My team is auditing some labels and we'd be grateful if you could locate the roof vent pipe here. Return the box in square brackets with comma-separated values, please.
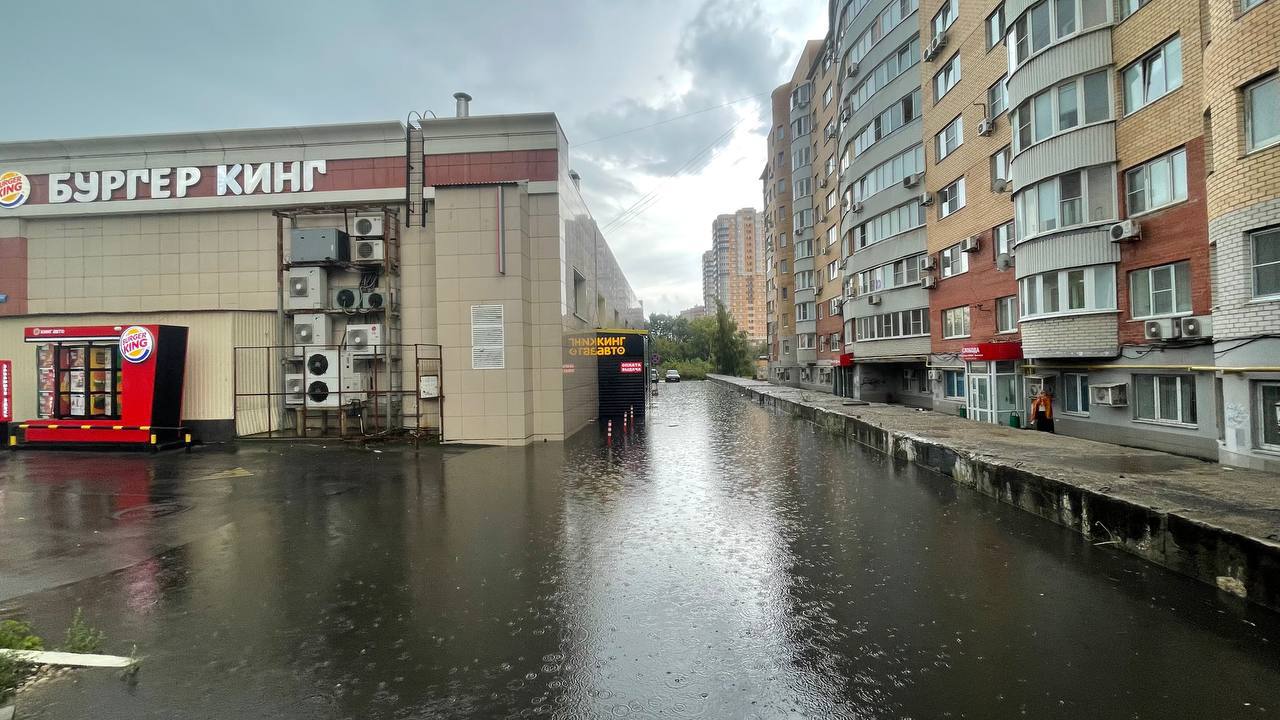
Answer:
[453, 92, 472, 118]
[569, 170, 581, 189]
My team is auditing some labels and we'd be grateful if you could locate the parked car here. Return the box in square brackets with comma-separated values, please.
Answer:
[665, 369, 681, 383]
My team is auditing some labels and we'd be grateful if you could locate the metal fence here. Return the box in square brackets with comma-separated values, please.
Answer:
[232, 343, 442, 441]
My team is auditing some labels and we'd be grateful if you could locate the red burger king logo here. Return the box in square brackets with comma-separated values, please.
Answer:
[119, 325, 155, 364]
[0, 171, 30, 209]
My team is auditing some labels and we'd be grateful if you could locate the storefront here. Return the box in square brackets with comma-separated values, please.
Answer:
[959, 342, 1024, 426]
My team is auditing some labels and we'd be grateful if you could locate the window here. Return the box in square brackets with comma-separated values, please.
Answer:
[987, 5, 1006, 48]
[944, 369, 966, 398]
[934, 54, 962, 101]
[793, 146, 812, 170]
[826, 191, 838, 211]
[940, 242, 970, 277]
[795, 238, 815, 258]
[1125, 148, 1187, 216]
[1011, 71, 1110, 152]
[1007, 0, 1110, 71]
[798, 333, 816, 349]
[854, 88, 922, 156]
[830, 298, 842, 316]
[933, 0, 959, 38]
[827, 225, 838, 248]
[856, 254, 927, 294]
[1134, 374, 1197, 425]
[823, 83, 834, 106]
[938, 177, 966, 218]
[780, 260, 788, 273]
[1120, 0, 1149, 17]
[995, 220, 1014, 255]
[856, 308, 930, 340]
[904, 367, 930, 393]
[1015, 165, 1115, 241]
[1123, 36, 1183, 115]
[1251, 228, 1280, 299]
[936, 115, 964, 160]
[792, 115, 813, 137]
[991, 146, 1010, 189]
[1130, 261, 1192, 319]
[795, 210, 815, 233]
[776, 125, 785, 140]
[1243, 0, 1268, 9]
[796, 302, 815, 321]
[988, 76, 1008, 116]
[849, 0, 921, 65]
[791, 82, 813, 110]
[1246, 74, 1280, 152]
[854, 145, 925, 201]
[1062, 373, 1089, 414]
[1258, 382, 1280, 449]
[828, 260, 840, 281]
[852, 37, 921, 111]
[794, 177, 813, 198]
[795, 270, 815, 290]
[996, 295, 1018, 332]
[572, 269, 588, 319]
[776, 179, 786, 195]
[856, 199, 927, 250]
[942, 306, 971, 338]
[1018, 264, 1116, 319]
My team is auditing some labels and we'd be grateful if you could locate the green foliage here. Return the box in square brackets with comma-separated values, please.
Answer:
[648, 305, 752, 377]
[63, 608, 105, 654]
[661, 359, 713, 380]
[711, 302, 752, 377]
[0, 620, 44, 703]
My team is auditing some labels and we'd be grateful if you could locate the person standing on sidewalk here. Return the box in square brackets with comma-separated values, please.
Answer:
[1030, 388, 1055, 433]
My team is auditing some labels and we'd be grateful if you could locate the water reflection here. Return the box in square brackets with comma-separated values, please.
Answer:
[1, 384, 1278, 719]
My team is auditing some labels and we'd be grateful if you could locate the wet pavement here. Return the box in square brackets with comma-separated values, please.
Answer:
[2, 381, 1280, 719]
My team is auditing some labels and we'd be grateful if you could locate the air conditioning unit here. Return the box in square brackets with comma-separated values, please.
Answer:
[352, 215, 384, 238]
[1090, 383, 1129, 407]
[993, 178, 1010, 193]
[345, 324, 385, 355]
[924, 32, 947, 61]
[921, 256, 937, 271]
[921, 275, 938, 289]
[362, 287, 397, 311]
[919, 192, 935, 207]
[795, 228, 804, 236]
[1110, 219, 1141, 241]
[305, 374, 369, 409]
[284, 373, 306, 406]
[960, 236, 980, 253]
[285, 268, 327, 310]
[351, 238, 385, 264]
[824, 127, 837, 140]
[995, 252, 1013, 271]
[852, 201, 864, 213]
[289, 228, 350, 263]
[867, 294, 881, 305]
[291, 313, 330, 357]
[331, 286, 361, 311]
[978, 118, 994, 136]
[1180, 315, 1213, 338]
[819, 175, 828, 188]
[840, 108, 852, 123]
[927, 368, 942, 381]
[903, 173, 921, 188]
[818, 213, 828, 223]
[1026, 374, 1056, 397]
[845, 62, 859, 78]
[1144, 318, 1181, 341]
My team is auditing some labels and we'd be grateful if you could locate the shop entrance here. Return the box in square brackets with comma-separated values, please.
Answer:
[966, 360, 1024, 426]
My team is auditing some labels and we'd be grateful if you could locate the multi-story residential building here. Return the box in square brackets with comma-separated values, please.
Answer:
[835, 0, 933, 406]
[811, 39, 849, 393]
[701, 249, 717, 310]
[1204, 0, 1280, 471]
[920, 0, 1021, 423]
[679, 305, 711, 320]
[702, 209, 766, 340]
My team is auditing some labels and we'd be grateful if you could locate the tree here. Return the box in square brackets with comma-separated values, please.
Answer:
[711, 301, 751, 376]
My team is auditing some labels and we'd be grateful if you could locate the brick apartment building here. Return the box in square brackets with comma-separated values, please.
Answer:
[702, 208, 766, 341]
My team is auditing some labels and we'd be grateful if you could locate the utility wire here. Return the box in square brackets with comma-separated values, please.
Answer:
[573, 92, 768, 148]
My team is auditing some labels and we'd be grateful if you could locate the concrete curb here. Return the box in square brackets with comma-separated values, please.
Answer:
[708, 375, 1280, 613]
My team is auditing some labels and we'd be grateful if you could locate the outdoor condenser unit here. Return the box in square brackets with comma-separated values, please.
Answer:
[291, 314, 330, 357]
[345, 324, 385, 355]
[284, 373, 306, 406]
[285, 268, 327, 310]
[289, 228, 350, 262]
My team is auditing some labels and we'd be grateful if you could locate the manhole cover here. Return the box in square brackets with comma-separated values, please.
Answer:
[111, 502, 191, 521]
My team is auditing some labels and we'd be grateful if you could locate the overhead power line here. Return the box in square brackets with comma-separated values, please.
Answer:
[574, 92, 768, 148]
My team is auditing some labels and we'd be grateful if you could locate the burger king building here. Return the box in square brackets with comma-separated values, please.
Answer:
[0, 103, 643, 445]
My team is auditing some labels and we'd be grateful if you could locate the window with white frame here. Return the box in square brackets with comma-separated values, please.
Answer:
[795, 209, 815, 232]
[938, 177, 966, 219]
[792, 115, 813, 137]
[1061, 373, 1089, 414]
[854, 89, 922, 156]
[933, 0, 958, 38]
[827, 260, 840, 281]
[996, 295, 1018, 332]
[1246, 74, 1279, 153]
[827, 225, 839, 248]
[1130, 261, 1192, 319]
[1134, 374, 1197, 425]
[1011, 71, 1110, 152]
[776, 179, 786, 195]
[1251, 228, 1280, 299]
[855, 199, 927, 250]
[795, 270, 814, 290]
[826, 191, 838, 211]
[1120, 0, 1149, 18]
[988, 75, 1008, 116]
[987, 5, 1005, 48]
[798, 333, 816, 349]
[776, 125, 785, 140]
[934, 54, 962, 101]
[796, 238, 815, 258]
[1122, 35, 1183, 115]
[793, 146, 812, 170]
[1258, 381, 1280, 449]
[796, 302, 815, 321]
[852, 37, 921, 111]
[944, 369, 966, 398]
[1242, 0, 1268, 10]
[1007, 0, 1110, 72]
[844, 319, 855, 343]
[830, 298, 842, 316]
[1018, 264, 1116, 319]
[848, 0, 920, 65]
[823, 83, 834, 106]
[903, 367, 930, 393]
[854, 144, 925, 201]
[1015, 166, 1116, 241]
[936, 115, 964, 160]
[1125, 148, 1188, 215]
[942, 306, 971, 338]
[826, 154, 837, 176]
[856, 254, 928, 294]
[995, 220, 1014, 255]
[991, 146, 1010, 189]
[856, 308, 930, 340]
[794, 177, 813, 198]
[940, 241, 970, 277]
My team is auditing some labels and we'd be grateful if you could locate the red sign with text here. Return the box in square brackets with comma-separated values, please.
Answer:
[1, 360, 11, 422]
[620, 361, 644, 374]
[959, 342, 1023, 361]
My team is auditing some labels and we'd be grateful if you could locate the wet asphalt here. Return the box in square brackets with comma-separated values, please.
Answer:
[2, 381, 1279, 719]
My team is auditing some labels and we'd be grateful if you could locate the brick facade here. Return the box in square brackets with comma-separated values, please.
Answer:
[1209, 196, 1280, 339]
[0, 236, 27, 316]
[1021, 313, 1119, 358]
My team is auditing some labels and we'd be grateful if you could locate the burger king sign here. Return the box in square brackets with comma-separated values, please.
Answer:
[0, 171, 30, 209]
[119, 325, 155, 364]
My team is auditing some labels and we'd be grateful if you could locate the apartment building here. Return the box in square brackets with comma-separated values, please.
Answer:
[836, 0, 934, 407]
[812, 41, 849, 393]
[701, 249, 717, 310]
[708, 209, 767, 341]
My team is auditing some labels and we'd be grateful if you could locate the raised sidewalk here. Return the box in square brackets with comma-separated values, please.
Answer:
[709, 374, 1280, 612]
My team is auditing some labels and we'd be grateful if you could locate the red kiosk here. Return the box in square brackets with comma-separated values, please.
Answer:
[11, 324, 190, 450]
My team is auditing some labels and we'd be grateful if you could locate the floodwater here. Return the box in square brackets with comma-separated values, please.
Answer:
[2, 381, 1279, 719]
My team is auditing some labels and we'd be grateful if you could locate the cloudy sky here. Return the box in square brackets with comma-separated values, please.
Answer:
[4, 0, 825, 315]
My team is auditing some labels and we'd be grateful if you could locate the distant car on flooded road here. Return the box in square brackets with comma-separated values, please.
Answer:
[665, 369, 681, 382]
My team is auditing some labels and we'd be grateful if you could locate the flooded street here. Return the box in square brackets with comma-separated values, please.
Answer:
[3, 381, 1280, 718]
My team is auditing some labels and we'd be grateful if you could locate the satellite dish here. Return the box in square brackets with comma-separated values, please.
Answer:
[995, 253, 1013, 271]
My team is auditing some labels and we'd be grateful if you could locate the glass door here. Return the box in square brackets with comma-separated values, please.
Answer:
[968, 375, 993, 423]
